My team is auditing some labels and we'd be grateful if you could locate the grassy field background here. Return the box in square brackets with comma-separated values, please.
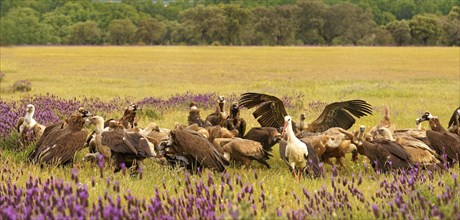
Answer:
[0, 46, 459, 218]
[1, 46, 459, 128]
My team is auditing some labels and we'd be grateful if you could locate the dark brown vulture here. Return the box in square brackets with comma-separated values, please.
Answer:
[419, 114, 460, 164]
[101, 120, 156, 173]
[166, 128, 229, 173]
[238, 92, 373, 133]
[16, 104, 46, 148]
[243, 127, 282, 152]
[205, 96, 227, 126]
[222, 139, 271, 168]
[28, 109, 92, 166]
[224, 102, 247, 138]
[188, 103, 211, 128]
[355, 126, 414, 173]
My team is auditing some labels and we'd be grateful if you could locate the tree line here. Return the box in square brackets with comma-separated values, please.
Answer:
[0, 0, 458, 46]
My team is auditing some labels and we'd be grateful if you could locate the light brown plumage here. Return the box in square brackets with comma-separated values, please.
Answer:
[16, 104, 46, 148]
[369, 105, 396, 138]
[222, 139, 271, 168]
[378, 127, 439, 166]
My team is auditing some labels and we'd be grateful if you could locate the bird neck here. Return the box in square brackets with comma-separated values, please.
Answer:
[95, 122, 104, 134]
[416, 122, 422, 130]
[285, 121, 299, 144]
[380, 129, 394, 141]
[24, 111, 36, 126]
[218, 102, 225, 113]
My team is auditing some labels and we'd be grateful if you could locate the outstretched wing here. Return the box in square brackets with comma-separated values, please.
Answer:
[448, 106, 460, 128]
[238, 92, 288, 129]
[308, 100, 373, 132]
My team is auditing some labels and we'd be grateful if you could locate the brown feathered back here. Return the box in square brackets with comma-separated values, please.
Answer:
[169, 129, 229, 172]
[29, 114, 87, 165]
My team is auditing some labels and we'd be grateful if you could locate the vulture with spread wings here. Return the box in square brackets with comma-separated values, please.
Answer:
[238, 92, 373, 133]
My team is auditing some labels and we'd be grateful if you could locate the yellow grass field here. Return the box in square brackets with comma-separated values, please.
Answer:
[1, 46, 458, 128]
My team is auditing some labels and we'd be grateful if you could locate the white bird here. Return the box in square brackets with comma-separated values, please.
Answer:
[283, 115, 309, 179]
[16, 104, 45, 147]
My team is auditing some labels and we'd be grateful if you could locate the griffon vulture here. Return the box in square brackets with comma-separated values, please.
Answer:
[16, 104, 46, 148]
[378, 127, 439, 166]
[222, 139, 271, 168]
[238, 92, 372, 133]
[369, 105, 396, 139]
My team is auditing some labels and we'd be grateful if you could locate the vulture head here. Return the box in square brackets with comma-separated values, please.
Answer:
[89, 116, 105, 132]
[190, 102, 198, 110]
[26, 104, 35, 114]
[300, 113, 306, 121]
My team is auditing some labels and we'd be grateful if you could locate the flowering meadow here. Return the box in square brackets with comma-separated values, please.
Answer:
[1, 46, 459, 219]
[0, 92, 459, 219]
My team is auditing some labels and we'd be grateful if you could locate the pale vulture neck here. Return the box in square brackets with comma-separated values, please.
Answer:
[95, 121, 104, 134]
[25, 109, 36, 126]
[380, 128, 395, 141]
[416, 122, 422, 130]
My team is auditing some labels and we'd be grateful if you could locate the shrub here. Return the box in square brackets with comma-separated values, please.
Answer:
[12, 80, 32, 92]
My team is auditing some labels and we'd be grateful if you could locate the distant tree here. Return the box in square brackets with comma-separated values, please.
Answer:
[42, 12, 72, 44]
[322, 3, 375, 45]
[0, 7, 53, 45]
[108, 19, 137, 45]
[180, 5, 225, 44]
[440, 6, 460, 46]
[391, 0, 416, 20]
[386, 20, 411, 46]
[252, 5, 298, 45]
[94, 2, 140, 29]
[53, 1, 98, 23]
[374, 26, 394, 45]
[134, 18, 166, 45]
[409, 14, 443, 45]
[220, 4, 250, 45]
[296, 0, 327, 45]
[68, 21, 102, 45]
